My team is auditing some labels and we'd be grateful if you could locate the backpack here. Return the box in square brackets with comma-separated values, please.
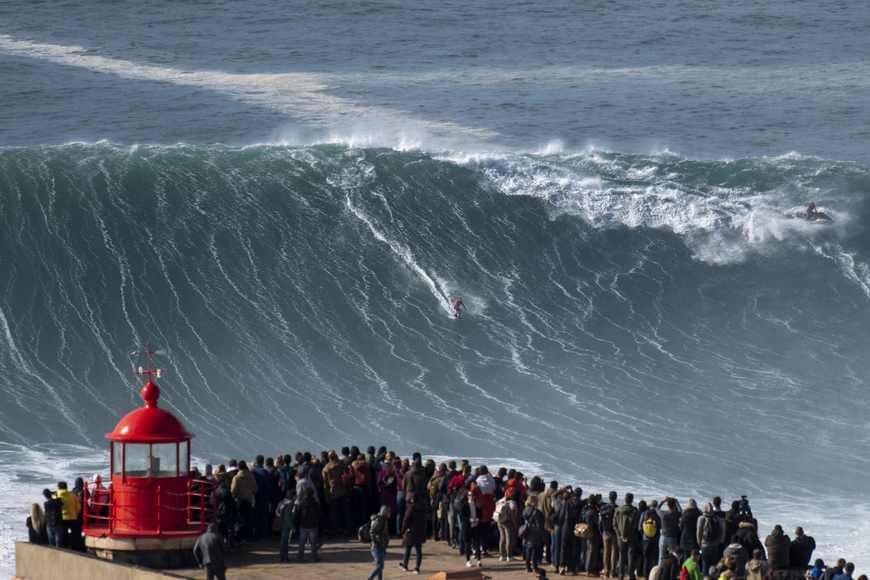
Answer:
[496, 499, 512, 525]
[357, 521, 372, 543]
[701, 516, 718, 544]
[642, 515, 659, 539]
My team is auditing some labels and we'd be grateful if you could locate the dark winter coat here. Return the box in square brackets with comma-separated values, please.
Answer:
[403, 464, 428, 499]
[521, 505, 547, 547]
[193, 525, 226, 570]
[789, 534, 816, 570]
[43, 498, 63, 528]
[599, 501, 617, 535]
[680, 507, 701, 551]
[402, 500, 428, 546]
[659, 507, 681, 539]
[733, 522, 764, 560]
[765, 528, 791, 571]
[293, 496, 321, 529]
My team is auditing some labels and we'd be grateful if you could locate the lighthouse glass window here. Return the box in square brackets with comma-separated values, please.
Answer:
[150, 443, 179, 477]
[123, 443, 178, 477]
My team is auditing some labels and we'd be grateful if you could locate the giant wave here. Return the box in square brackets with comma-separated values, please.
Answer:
[1, 142, 869, 564]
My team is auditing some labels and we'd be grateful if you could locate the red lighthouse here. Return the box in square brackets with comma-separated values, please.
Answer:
[83, 352, 212, 567]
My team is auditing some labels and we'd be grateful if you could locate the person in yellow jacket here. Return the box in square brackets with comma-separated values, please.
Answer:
[231, 461, 258, 540]
[56, 481, 80, 549]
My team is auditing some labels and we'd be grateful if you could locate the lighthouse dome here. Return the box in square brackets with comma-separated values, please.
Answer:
[106, 380, 192, 443]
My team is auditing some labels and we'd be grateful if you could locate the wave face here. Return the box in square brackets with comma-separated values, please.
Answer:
[1, 143, 870, 502]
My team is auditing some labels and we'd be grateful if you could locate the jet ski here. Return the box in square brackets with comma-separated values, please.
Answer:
[789, 203, 833, 224]
[800, 210, 833, 224]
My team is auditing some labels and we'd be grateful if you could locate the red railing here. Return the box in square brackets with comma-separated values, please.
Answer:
[83, 478, 215, 538]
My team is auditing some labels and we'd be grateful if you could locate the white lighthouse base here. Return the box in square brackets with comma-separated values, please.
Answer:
[85, 534, 199, 568]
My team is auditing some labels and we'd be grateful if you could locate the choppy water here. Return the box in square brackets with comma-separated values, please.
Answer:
[2, 0, 869, 575]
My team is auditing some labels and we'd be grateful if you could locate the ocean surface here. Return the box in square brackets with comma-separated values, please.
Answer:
[2, 0, 870, 574]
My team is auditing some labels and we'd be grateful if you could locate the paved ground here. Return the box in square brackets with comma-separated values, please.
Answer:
[171, 537, 549, 579]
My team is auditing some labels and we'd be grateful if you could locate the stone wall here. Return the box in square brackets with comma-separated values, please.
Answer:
[14, 542, 179, 580]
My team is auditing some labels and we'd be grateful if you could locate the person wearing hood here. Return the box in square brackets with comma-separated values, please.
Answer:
[600, 491, 620, 579]
[368, 505, 391, 580]
[614, 493, 639, 580]
[193, 523, 227, 580]
[746, 548, 769, 580]
[680, 500, 701, 555]
[790, 527, 816, 575]
[696, 503, 721, 575]
[765, 525, 791, 573]
[733, 521, 764, 561]
[231, 461, 258, 540]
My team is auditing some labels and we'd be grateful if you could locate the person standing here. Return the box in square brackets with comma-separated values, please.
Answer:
[658, 498, 682, 562]
[521, 494, 547, 573]
[275, 489, 296, 563]
[230, 461, 258, 540]
[790, 527, 816, 576]
[765, 525, 791, 578]
[322, 451, 350, 535]
[368, 505, 391, 580]
[26, 503, 47, 544]
[697, 503, 720, 575]
[600, 491, 620, 578]
[679, 500, 701, 556]
[614, 493, 639, 580]
[294, 487, 322, 562]
[193, 523, 227, 580]
[584, 494, 603, 575]
[640, 500, 661, 578]
[399, 492, 427, 575]
[56, 481, 80, 550]
[496, 490, 521, 562]
[42, 489, 64, 547]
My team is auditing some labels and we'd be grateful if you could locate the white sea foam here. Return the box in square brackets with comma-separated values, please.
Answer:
[0, 443, 107, 577]
[0, 34, 496, 151]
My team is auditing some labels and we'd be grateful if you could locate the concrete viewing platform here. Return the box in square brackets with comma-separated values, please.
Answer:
[16, 537, 543, 579]
[172, 537, 538, 579]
